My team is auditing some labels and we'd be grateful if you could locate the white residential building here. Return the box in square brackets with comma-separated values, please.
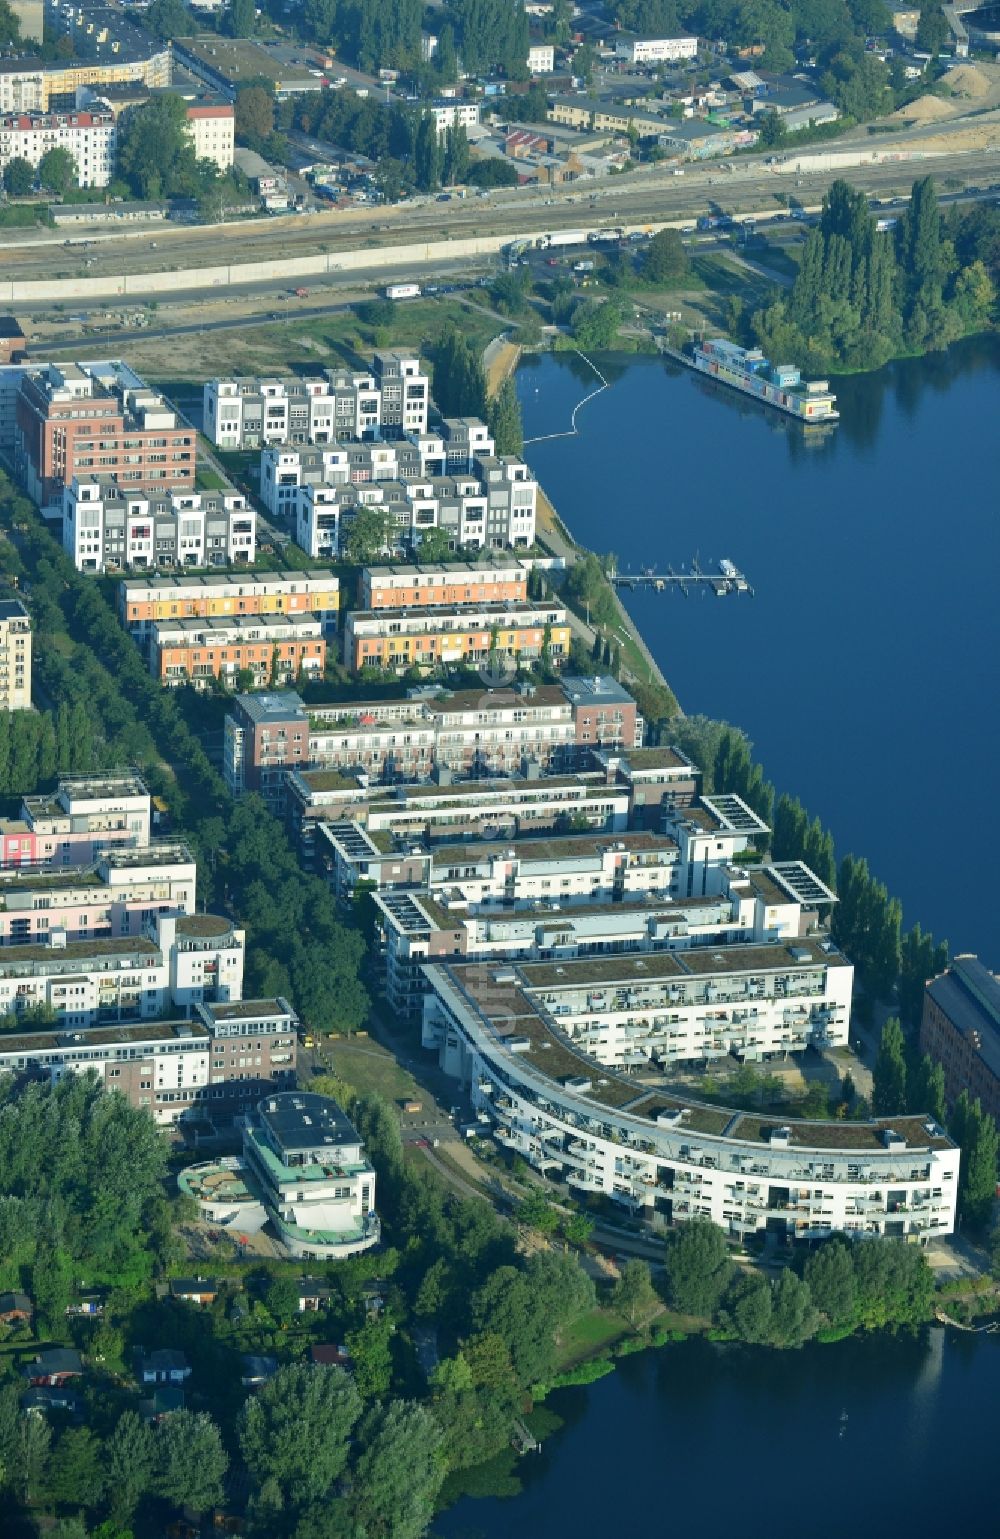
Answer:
[0, 772, 152, 869]
[421, 960, 960, 1241]
[185, 102, 234, 171]
[203, 353, 430, 450]
[0, 841, 197, 946]
[375, 859, 834, 1020]
[0, 108, 114, 187]
[427, 100, 481, 137]
[242, 1091, 380, 1259]
[64, 478, 256, 573]
[0, 597, 31, 710]
[616, 35, 699, 64]
[527, 44, 556, 74]
[0, 907, 244, 1027]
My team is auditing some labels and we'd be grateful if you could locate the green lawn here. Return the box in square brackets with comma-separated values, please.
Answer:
[553, 1307, 628, 1370]
[322, 1035, 423, 1107]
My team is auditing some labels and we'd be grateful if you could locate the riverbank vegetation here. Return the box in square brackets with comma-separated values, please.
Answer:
[751, 176, 998, 372]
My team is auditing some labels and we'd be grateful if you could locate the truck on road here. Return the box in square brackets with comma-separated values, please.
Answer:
[385, 283, 421, 300]
[537, 229, 588, 250]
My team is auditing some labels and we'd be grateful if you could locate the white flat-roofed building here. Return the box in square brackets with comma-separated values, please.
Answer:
[0, 841, 196, 946]
[203, 353, 429, 450]
[0, 907, 244, 1027]
[421, 960, 959, 1241]
[0, 996, 297, 1125]
[664, 793, 770, 895]
[527, 43, 556, 73]
[427, 99, 481, 136]
[616, 35, 699, 64]
[242, 1091, 380, 1259]
[0, 107, 114, 187]
[376, 859, 832, 1020]
[64, 478, 256, 573]
[0, 596, 31, 711]
[0, 772, 151, 869]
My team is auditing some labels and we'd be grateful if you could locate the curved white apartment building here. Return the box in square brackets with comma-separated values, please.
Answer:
[421, 958, 959, 1242]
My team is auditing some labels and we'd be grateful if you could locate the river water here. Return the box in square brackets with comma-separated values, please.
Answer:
[436, 338, 1000, 1537]
[438, 1329, 999, 1538]
[515, 336, 1000, 963]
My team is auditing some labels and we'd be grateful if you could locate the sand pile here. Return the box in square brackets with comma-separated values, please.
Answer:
[891, 93, 957, 123]
[943, 64, 991, 99]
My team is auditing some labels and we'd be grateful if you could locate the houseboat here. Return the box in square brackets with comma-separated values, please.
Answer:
[690, 338, 839, 423]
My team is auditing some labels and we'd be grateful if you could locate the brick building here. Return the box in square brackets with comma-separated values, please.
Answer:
[15, 361, 195, 508]
[921, 954, 1000, 1122]
[150, 613, 326, 690]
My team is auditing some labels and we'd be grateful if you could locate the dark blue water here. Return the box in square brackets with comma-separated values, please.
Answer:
[437, 341, 1000, 1538]
[437, 1329, 998, 1538]
[515, 338, 1000, 965]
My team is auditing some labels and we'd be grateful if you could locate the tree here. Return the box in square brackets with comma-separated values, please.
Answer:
[466, 158, 519, 189]
[769, 1270, 819, 1348]
[804, 1239, 857, 1328]
[38, 147, 77, 195]
[235, 84, 275, 147]
[443, 123, 470, 185]
[663, 1220, 733, 1318]
[344, 1316, 394, 1399]
[266, 1271, 303, 1322]
[117, 94, 198, 200]
[229, 0, 256, 35]
[240, 1363, 362, 1507]
[350, 1401, 445, 1539]
[3, 157, 33, 197]
[145, 0, 197, 39]
[898, 923, 947, 1029]
[470, 1252, 594, 1386]
[872, 1016, 907, 1116]
[757, 109, 787, 149]
[612, 1259, 659, 1326]
[0, 0, 20, 46]
[950, 1093, 999, 1231]
[413, 113, 441, 193]
[908, 1054, 946, 1123]
[416, 525, 454, 562]
[916, 3, 949, 54]
[155, 1411, 227, 1513]
[518, 1188, 560, 1233]
[47, 1427, 106, 1512]
[106, 1411, 155, 1525]
[343, 506, 395, 564]
[852, 1237, 933, 1328]
[487, 377, 524, 456]
[643, 228, 690, 285]
[20, 1413, 51, 1504]
[723, 1271, 773, 1343]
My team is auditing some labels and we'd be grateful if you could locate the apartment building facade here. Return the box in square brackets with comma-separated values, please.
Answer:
[0, 108, 114, 187]
[64, 478, 256, 573]
[118, 570, 340, 640]
[427, 100, 480, 136]
[344, 601, 570, 674]
[0, 773, 152, 869]
[920, 955, 1000, 1122]
[376, 858, 831, 1020]
[616, 34, 699, 63]
[0, 42, 170, 114]
[0, 996, 298, 1124]
[0, 842, 196, 946]
[360, 561, 528, 611]
[0, 597, 31, 710]
[151, 614, 325, 690]
[421, 961, 959, 1241]
[0, 908, 244, 1027]
[224, 679, 643, 808]
[287, 769, 632, 864]
[16, 361, 195, 508]
[184, 102, 234, 171]
[203, 353, 429, 450]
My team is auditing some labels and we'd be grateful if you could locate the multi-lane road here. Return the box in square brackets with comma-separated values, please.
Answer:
[4, 128, 997, 296]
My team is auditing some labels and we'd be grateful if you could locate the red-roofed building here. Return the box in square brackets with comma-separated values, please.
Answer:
[0, 109, 115, 187]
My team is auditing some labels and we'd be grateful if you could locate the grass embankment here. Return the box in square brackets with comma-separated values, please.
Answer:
[137, 296, 503, 383]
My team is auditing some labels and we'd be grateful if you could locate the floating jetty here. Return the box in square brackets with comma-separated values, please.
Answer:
[610, 556, 752, 598]
[660, 337, 838, 425]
